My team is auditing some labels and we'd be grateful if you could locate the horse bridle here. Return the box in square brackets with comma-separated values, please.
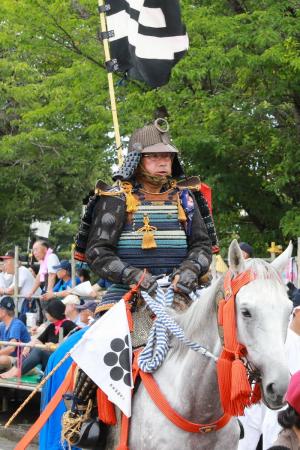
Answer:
[216, 273, 262, 383]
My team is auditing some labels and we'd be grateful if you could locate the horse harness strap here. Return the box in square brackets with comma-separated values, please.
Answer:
[138, 370, 232, 432]
[117, 351, 231, 450]
[217, 269, 262, 417]
[224, 269, 254, 300]
[219, 269, 254, 353]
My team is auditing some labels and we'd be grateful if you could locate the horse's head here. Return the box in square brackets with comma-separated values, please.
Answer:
[228, 240, 293, 409]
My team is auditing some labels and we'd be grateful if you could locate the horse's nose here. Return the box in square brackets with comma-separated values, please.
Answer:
[265, 378, 288, 405]
[266, 382, 277, 399]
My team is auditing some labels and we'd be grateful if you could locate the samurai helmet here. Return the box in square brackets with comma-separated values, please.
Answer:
[112, 118, 185, 181]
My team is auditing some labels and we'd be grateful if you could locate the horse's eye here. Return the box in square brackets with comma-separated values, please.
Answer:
[241, 309, 252, 318]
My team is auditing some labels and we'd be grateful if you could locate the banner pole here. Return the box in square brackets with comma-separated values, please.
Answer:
[97, 0, 123, 166]
[14, 245, 19, 316]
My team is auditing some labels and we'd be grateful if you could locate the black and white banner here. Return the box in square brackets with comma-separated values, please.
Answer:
[71, 299, 133, 417]
[106, 0, 189, 87]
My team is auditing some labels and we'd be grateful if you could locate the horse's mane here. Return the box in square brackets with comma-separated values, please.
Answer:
[170, 258, 285, 355]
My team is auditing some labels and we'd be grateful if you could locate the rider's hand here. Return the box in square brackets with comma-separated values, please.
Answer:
[122, 267, 158, 294]
[174, 269, 198, 295]
[140, 272, 158, 294]
[171, 274, 180, 292]
[171, 260, 202, 294]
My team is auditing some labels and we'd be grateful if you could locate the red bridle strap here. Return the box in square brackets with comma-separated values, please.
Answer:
[217, 269, 261, 417]
[139, 370, 231, 433]
[222, 269, 254, 352]
[117, 351, 231, 450]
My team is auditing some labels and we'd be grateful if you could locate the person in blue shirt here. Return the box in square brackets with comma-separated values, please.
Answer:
[0, 296, 30, 371]
[42, 260, 80, 301]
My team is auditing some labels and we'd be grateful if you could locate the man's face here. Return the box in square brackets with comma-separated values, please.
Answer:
[0, 308, 6, 321]
[241, 250, 250, 260]
[80, 309, 93, 324]
[3, 258, 14, 274]
[57, 269, 68, 280]
[32, 243, 47, 261]
[141, 152, 173, 177]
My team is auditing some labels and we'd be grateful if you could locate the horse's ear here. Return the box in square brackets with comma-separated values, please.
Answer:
[228, 239, 246, 275]
[271, 241, 293, 273]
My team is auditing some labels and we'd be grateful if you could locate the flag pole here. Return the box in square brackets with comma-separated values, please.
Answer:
[4, 351, 72, 429]
[97, 0, 123, 166]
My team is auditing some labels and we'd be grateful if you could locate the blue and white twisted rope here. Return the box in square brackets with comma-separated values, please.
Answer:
[138, 288, 217, 373]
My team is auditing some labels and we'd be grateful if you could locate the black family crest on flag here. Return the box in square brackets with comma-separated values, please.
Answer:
[104, 335, 131, 386]
[71, 299, 132, 416]
[106, 0, 189, 87]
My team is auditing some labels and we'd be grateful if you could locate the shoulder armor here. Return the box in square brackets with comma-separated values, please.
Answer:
[94, 179, 124, 197]
[175, 176, 201, 192]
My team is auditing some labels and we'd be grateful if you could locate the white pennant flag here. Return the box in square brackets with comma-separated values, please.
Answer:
[70, 281, 93, 296]
[71, 299, 133, 417]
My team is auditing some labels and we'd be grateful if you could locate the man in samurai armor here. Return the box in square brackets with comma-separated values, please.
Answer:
[64, 118, 218, 448]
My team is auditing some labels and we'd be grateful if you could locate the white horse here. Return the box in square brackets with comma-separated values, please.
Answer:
[107, 240, 292, 450]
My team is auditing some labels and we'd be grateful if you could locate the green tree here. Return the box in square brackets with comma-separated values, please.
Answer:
[1, 0, 299, 257]
[0, 0, 113, 251]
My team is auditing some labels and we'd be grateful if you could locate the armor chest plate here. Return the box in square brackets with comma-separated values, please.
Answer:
[116, 188, 188, 275]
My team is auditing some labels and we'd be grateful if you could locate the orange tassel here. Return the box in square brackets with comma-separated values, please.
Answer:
[230, 359, 251, 416]
[217, 270, 260, 417]
[141, 231, 157, 249]
[216, 350, 233, 412]
[218, 299, 225, 326]
[121, 181, 139, 213]
[177, 194, 187, 222]
[137, 215, 157, 249]
[97, 388, 117, 425]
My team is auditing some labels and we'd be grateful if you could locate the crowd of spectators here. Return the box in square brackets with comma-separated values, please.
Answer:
[0, 240, 104, 380]
[1, 239, 300, 449]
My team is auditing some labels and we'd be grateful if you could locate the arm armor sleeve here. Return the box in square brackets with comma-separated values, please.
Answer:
[86, 195, 157, 290]
[174, 193, 212, 293]
[193, 190, 218, 247]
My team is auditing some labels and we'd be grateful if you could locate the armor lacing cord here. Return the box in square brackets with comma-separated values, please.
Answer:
[138, 288, 217, 373]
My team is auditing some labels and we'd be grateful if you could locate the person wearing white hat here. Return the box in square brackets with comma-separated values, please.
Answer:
[62, 294, 86, 328]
